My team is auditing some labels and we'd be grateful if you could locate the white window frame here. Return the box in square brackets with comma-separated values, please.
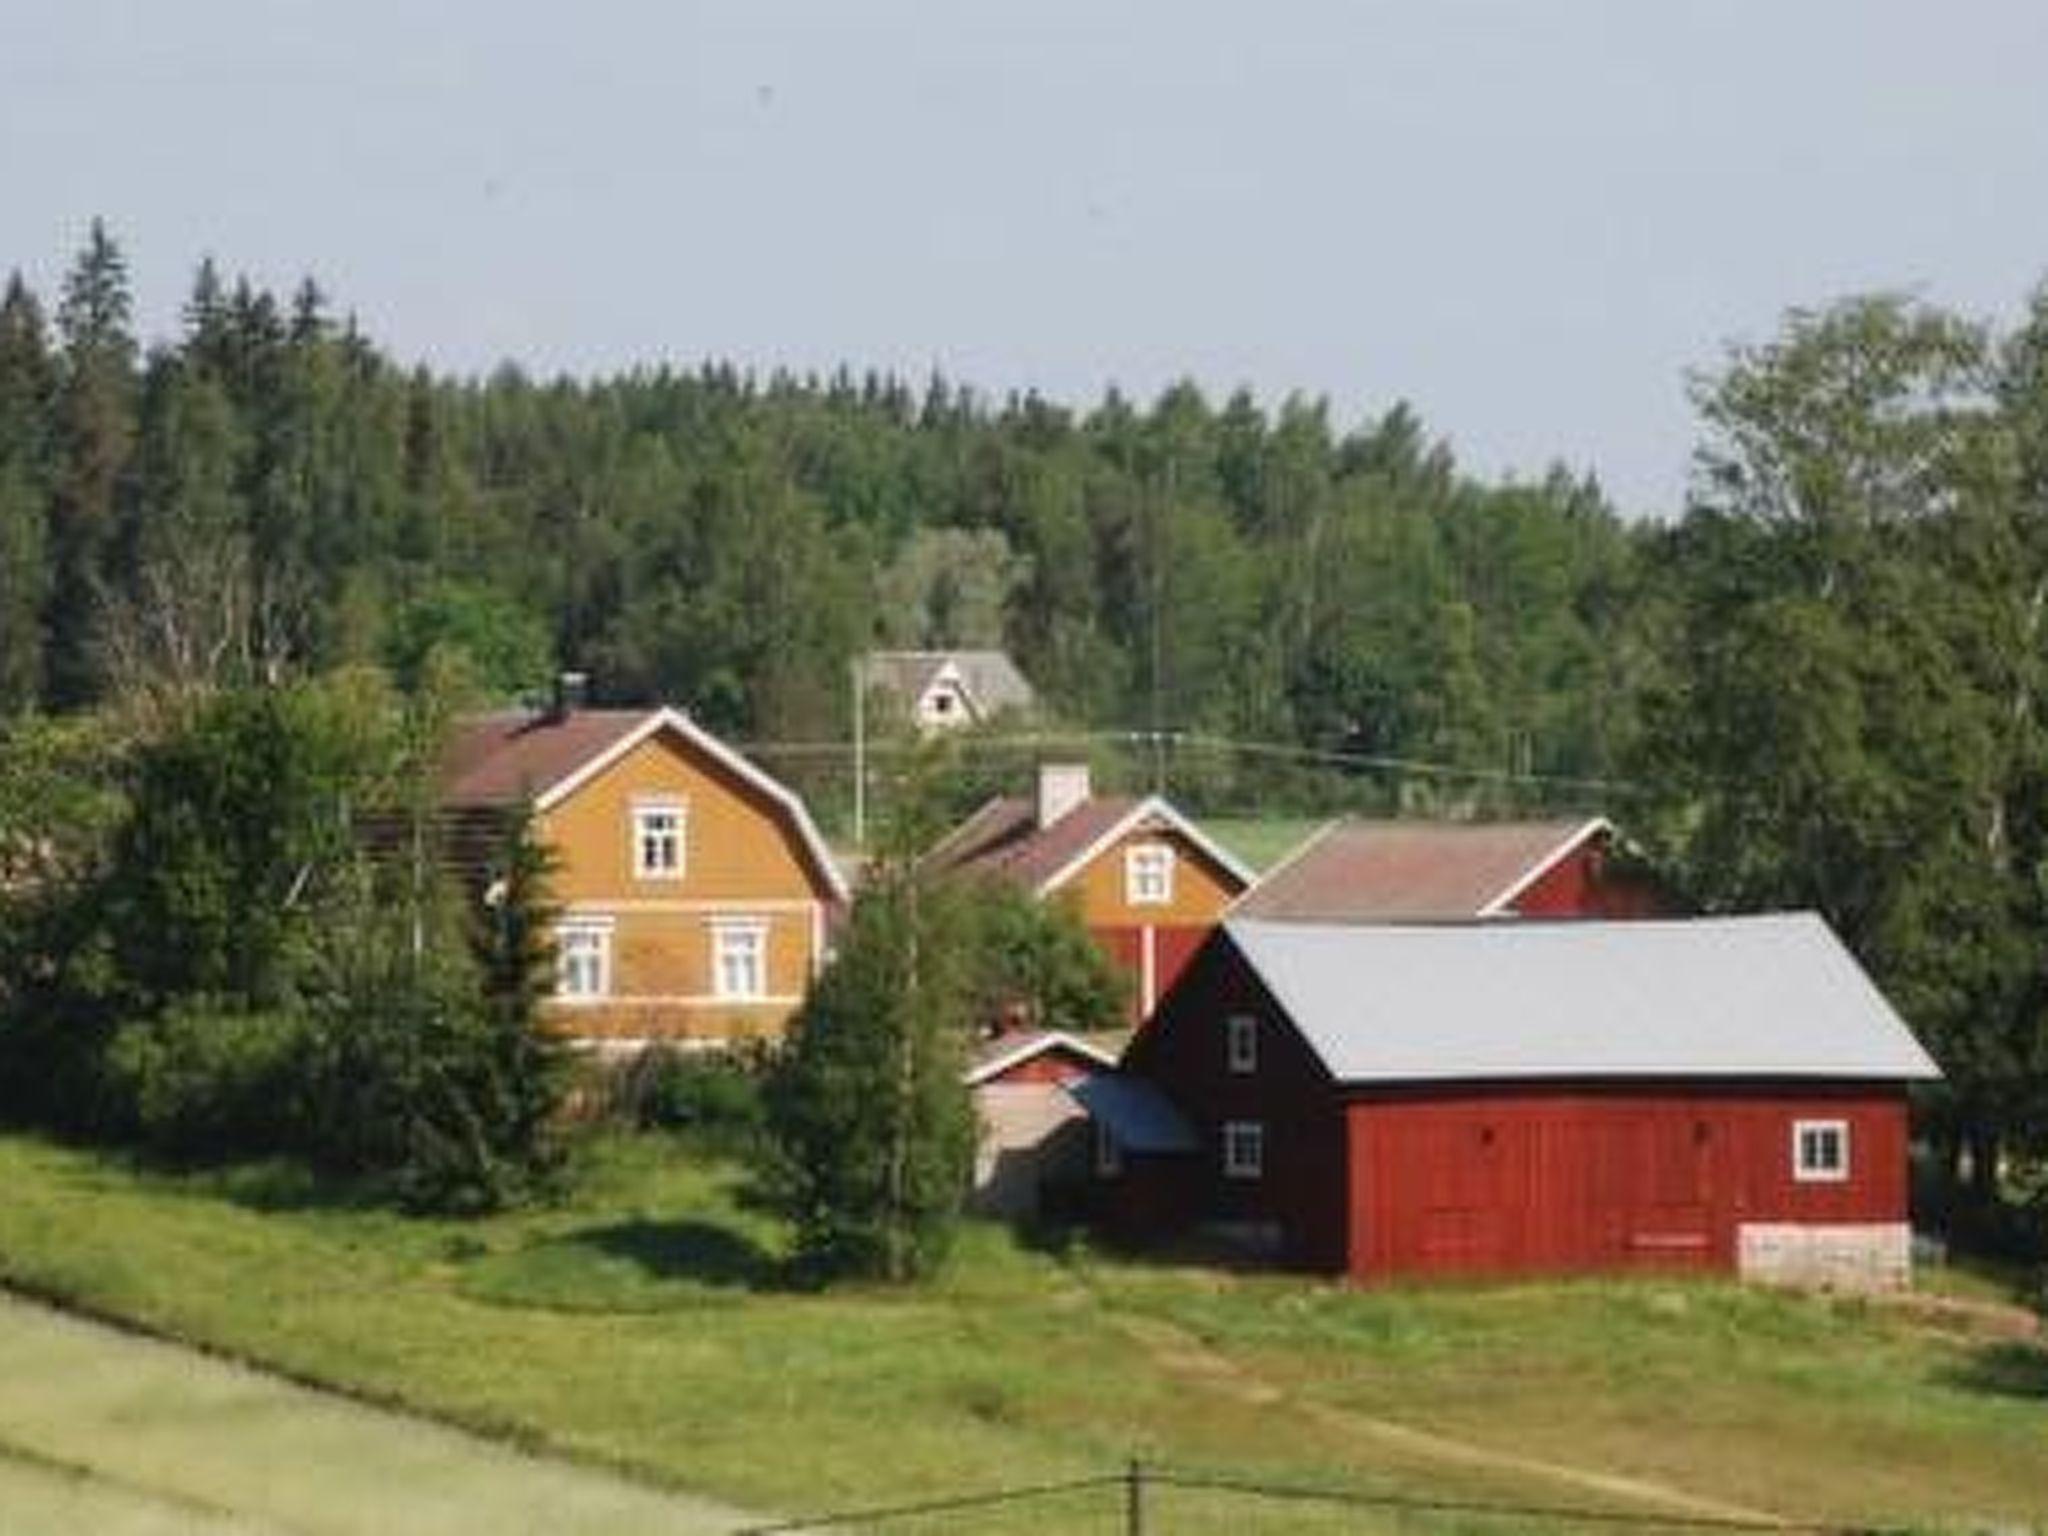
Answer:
[1125, 842, 1176, 906]
[1226, 1013, 1258, 1074]
[1792, 1119, 1850, 1183]
[711, 918, 769, 1002]
[1222, 1119, 1264, 1181]
[632, 798, 688, 882]
[555, 918, 613, 1001]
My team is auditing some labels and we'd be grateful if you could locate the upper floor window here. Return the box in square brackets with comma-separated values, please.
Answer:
[1227, 1014, 1258, 1074]
[1125, 843, 1176, 906]
[556, 919, 612, 1000]
[1793, 1119, 1849, 1182]
[633, 799, 687, 880]
[712, 918, 769, 1001]
[1222, 1119, 1265, 1180]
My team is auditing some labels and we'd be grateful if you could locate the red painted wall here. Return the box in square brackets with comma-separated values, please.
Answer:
[1510, 839, 1673, 919]
[1345, 1083, 1909, 1281]
[980, 1043, 1102, 1087]
[1122, 932, 1350, 1269]
[1093, 922, 1222, 1023]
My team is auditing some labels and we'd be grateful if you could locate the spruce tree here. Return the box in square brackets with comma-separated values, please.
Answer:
[47, 219, 137, 706]
[0, 274, 55, 710]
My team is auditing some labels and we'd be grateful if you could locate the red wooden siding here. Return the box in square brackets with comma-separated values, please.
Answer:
[1121, 932, 1350, 1269]
[1510, 840, 1671, 919]
[979, 1044, 1101, 1087]
[1345, 1084, 1909, 1281]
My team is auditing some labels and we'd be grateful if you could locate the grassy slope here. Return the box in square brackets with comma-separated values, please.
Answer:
[0, 1132, 2041, 1530]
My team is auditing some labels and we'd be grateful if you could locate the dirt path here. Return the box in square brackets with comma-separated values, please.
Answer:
[1110, 1312, 1788, 1526]
[0, 1292, 757, 1536]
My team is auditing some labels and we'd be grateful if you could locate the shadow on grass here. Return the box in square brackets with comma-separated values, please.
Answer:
[1943, 1342, 2048, 1400]
[576, 1218, 780, 1290]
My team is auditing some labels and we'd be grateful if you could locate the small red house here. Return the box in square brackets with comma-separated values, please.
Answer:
[963, 1029, 1196, 1221]
[927, 765, 1255, 1017]
[1233, 817, 1669, 923]
[1119, 914, 1940, 1288]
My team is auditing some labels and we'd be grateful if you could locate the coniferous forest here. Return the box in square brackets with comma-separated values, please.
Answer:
[5, 222, 2048, 1213]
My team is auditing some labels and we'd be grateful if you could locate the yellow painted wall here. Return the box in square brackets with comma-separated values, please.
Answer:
[536, 726, 830, 1042]
[538, 730, 828, 904]
[1062, 822, 1243, 926]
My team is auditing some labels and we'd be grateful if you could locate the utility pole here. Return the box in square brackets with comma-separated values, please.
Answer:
[1124, 1459, 1147, 1536]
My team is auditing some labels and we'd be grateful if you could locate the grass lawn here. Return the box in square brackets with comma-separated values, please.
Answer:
[0, 1130, 2042, 1532]
[0, 1291, 746, 1536]
[1203, 817, 1328, 873]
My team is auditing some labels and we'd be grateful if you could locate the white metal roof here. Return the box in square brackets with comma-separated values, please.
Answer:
[1224, 913, 1942, 1085]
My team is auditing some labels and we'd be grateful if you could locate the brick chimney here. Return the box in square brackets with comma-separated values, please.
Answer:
[1036, 762, 1091, 828]
[548, 670, 589, 721]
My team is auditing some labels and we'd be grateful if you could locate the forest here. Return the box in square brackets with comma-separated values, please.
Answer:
[2, 222, 2047, 1216]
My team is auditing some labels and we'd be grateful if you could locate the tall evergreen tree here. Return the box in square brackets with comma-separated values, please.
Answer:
[0, 274, 55, 710]
[46, 220, 137, 706]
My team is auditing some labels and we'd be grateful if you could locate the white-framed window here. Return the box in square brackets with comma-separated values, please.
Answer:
[555, 919, 613, 1000]
[712, 918, 769, 1001]
[1222, 1119, 1264, 1180]
[1095, 1122, 1123, 1179]
[1226, 1013, 1258, 1074]
[1792, 1119, 1850, 1183]
[1125, 842, 1176, 906]
[632, 798, 687, 881]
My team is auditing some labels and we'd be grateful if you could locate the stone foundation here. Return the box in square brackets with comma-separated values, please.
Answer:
[1737, 1222, 1912, 1292]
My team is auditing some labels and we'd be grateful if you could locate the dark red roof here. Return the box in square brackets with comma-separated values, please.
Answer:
[926, 795, 1145, 891]
[442, 709, 655, 807]
[1232, 818, 1606, 922]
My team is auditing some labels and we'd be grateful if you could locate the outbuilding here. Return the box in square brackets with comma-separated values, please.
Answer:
[1120, 914, 1941, 1288]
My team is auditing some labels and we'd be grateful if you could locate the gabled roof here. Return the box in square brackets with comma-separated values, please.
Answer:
[1223, 914, 1942, 1085]
[927, 794, 1255, 896]
[1231, 817, 1611, 922]
[864, 650, 1037, 717]
[963, 1030, 1122, 1086]
[442, 706, 849, 902]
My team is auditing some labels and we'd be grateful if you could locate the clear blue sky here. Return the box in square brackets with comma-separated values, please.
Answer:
[5, 0, 2047, 515]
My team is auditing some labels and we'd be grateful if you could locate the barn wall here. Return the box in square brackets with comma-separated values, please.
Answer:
[1123, 935, 1348, 1268]
[1345, 1082, 1911, 1283]
[1509, 838, 1672, 919]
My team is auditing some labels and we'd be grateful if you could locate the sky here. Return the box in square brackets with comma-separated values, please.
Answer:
[4, 0, 2048, 517]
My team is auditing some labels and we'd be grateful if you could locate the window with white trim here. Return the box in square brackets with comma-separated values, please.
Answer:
[1125, 843, 1175, 906]
[1222, 1120, 1264, 1180]
[1226, 1013, 1258, 1074]
[1792, 1119, 1849, 1182]
[555, 920, 612, 1000]
[712, 919, 769, 1001]
[632, 799, 687, 880]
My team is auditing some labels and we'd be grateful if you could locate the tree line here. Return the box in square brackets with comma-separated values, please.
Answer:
[0, 222, 1641, 818]
[3, 222, 2047, 1240]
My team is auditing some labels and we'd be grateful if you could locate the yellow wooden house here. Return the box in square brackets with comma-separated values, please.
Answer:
[444, 702, 848, 1045]
[926, 764, 1254, 1019]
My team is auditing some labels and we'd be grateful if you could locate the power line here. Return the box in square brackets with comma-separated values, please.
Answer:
[730, 727, 1641, 796]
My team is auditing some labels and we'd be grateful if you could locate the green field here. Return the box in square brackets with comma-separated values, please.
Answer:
[0, 1131, 2042, 1533]
[1203, 817, 1329, 873]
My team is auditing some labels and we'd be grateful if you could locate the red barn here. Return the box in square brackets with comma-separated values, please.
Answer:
[1233, 817, 1670, 923]
[1118, 914, 1940, 1287]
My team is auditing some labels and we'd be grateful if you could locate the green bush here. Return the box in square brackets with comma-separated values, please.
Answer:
[105, 1004, 311, 1157]
[622, 1046, 767, 1150]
